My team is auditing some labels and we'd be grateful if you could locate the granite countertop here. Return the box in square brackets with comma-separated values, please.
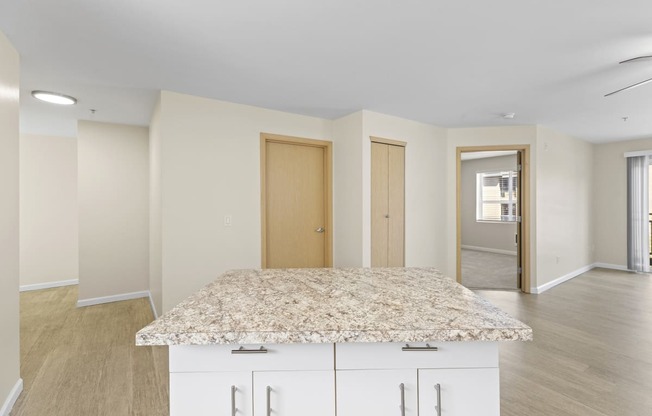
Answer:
[136, 267, 532, 346]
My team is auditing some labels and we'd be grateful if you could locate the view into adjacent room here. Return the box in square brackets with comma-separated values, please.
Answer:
[460, 151, 520, 290]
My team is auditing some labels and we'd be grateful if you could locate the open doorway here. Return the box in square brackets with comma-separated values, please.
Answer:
[456, 145, 530, 293]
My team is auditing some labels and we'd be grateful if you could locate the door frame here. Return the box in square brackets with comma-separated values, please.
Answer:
[456, 145, 531, 293]
[260, 133, 333, 268]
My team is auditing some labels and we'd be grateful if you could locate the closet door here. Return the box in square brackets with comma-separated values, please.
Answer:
[388, 145, 405, 267]
[371, 140, 405, 267]
[371, 142, 390, 267]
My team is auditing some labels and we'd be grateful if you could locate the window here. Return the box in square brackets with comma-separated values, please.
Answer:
[476, 171, 518, 222]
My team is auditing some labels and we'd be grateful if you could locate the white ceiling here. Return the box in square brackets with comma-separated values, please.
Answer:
[2, 0, 652, 142]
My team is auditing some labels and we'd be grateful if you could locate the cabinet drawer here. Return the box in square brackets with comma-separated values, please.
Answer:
[170, 343, 335, 372]
[335, 342, 498, 370]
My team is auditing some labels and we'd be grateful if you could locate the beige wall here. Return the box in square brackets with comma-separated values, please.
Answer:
[536, 127, 593, 287]
[149, 100, 162, 316]
[593, 137, 652, 267]
[332, 111, 364, 267]
[461, 155, 518, 254]
[158, 91, 332, 312]
[0, 30, 21, 410]
[78, 121, 149, 302]
[362, 110, 447, 268]
[446, 126, 538, 281]
[151, 91, 601, 307]
[20, 134, 78, 288]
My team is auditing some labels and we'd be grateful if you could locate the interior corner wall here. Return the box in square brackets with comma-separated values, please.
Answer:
[0, 29, 21, 411]
[461, 155, 518, 254]
[535, 127, 593, 288]
[332, 111, 364, 267]
[149, 98, 163, 316]
[19, 134, 79, 288]
[77, 121, 149, 303]
[361, 110, 447, 269]
[158, 91, 332, 312]
[446, 126, 538, 282]
[593, 136, 652, 268]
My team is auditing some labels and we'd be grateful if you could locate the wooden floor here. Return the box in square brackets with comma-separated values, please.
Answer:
[10, 285, 168, 416]
[479, 267, 652, 416]
[10, 268, 652, 415]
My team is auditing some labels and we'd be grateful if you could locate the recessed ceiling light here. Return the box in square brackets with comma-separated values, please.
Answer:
[31, 90, 77, 105]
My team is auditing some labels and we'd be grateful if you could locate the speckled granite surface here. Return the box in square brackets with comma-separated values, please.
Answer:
[136, 267, 532, 345]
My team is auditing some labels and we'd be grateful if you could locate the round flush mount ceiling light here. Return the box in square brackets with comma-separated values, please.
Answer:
[31, 90, 77, 105]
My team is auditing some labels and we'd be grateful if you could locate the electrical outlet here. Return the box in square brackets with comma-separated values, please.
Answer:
[224, 215, 232, 227]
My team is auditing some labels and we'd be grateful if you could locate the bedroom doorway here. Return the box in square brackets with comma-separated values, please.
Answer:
[456, 145, 530, 293]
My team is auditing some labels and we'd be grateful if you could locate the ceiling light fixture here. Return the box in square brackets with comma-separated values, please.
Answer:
[502, 112, 516, 119]
[605, 77, 652, 97]
[31, 90, 77, 105]
[605, 55, 652, 97]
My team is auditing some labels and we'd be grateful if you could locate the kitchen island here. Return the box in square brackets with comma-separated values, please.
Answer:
[137, 267, 532, 416]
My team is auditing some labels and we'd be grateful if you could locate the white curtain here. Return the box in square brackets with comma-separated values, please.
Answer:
[627, 155, 650, 272]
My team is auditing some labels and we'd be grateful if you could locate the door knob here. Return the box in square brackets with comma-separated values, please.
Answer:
[315, 227, 325, 233]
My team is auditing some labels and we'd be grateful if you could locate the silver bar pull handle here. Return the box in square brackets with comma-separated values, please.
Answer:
[400, 383, 406, 416]
[435, 383, 441, 416]
[231, 346, 268, 354]
[231, 385, 237, 416]
[266, 386, 272, 416]
[402, 343, 439, 352]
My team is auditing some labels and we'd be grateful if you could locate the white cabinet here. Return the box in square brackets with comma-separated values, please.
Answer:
[253, 370, 335, 416]
[170, 371, 251, 416]
[418, 368, 499, 416]
[169, 342, 500, 416]
[169, 344, 335, 416]
[171, 370, 334, 416]
[336, 369, 417, 416]
[336, 343, 500, 416]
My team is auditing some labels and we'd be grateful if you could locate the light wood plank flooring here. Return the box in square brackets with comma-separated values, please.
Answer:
[11, 268, 652, 415]
[462, 248, 519, 290]
[478, 267, 652, 416]
[11, 285, 168, 416]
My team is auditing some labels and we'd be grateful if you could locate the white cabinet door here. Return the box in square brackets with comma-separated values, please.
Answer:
[170, 371, 251, 416]
[418, 368, 499, 416]
[336, 369, 417, 416]
[253, 370, 335, 416]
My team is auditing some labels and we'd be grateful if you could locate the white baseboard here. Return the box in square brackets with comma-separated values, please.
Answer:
[148, 291, 159, 319]
[0, 378, 23, 416]
[461, 245, 517, 256]
[532, 264, 594, 294]
[593, 262, 629, 271]
[77, 290, 150, 308]
[19, 278, 78, 292]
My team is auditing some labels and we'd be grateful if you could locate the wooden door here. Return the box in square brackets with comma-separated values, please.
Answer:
[262, 135, 332, 268]
[371, 140, 405, 267]
[516, 151, 523, 289]
[371, 142, 390, 267]
[388, 145, 405, 266]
